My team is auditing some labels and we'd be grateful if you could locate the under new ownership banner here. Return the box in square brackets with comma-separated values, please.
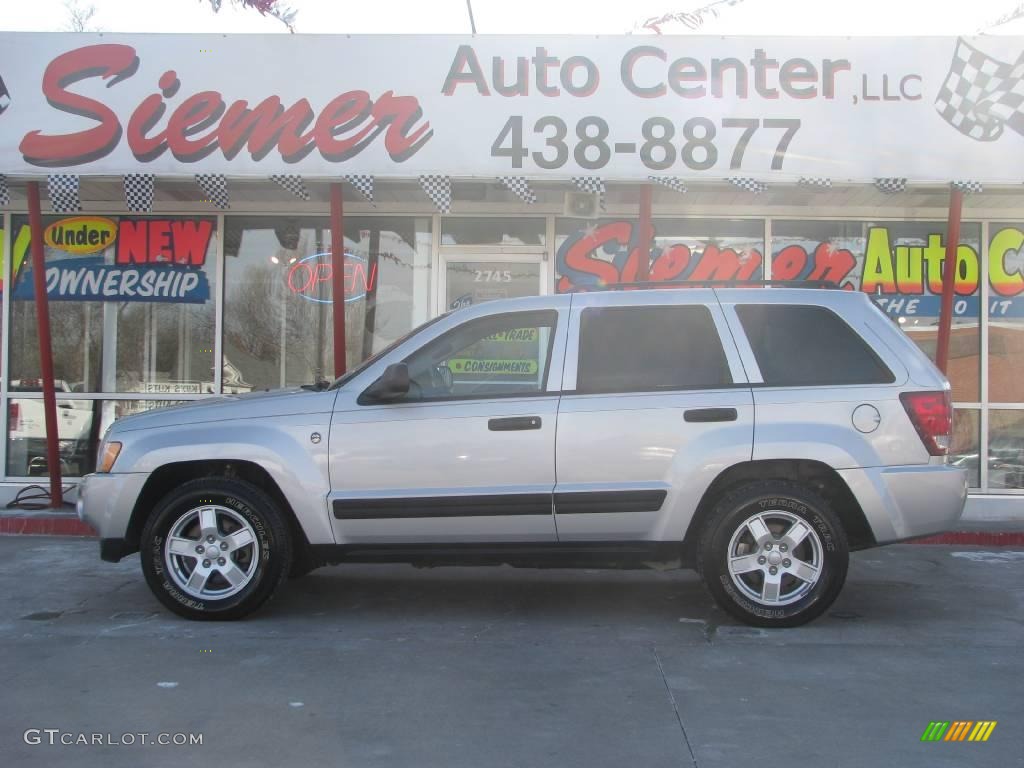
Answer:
[0, 33, 1023, 181]
[12, 255, 210, 303]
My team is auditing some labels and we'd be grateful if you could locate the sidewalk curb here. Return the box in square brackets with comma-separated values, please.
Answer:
[0, 515, 96, 537]
[910, 531, 1024, 547]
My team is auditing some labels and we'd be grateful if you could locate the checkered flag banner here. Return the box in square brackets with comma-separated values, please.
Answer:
[123, 173, 154, 212]
[497, 176, 537, 204]
[952, 180, 984, 194]
[571, 176, 606, 210]
[0, 175, 8, 207]
[874, 177, 907, 194]
[419, 175, 451, 213]
[798, 177, 832, 189]
[727, 177, 768, 195]
[935, 38, 1024, 142]
[648, 176, 687, 195]
[270, 174, 310, 202]
[344, 174, 374, 203]
[47, 174, 81, 213]
[195, 173, 230, 209]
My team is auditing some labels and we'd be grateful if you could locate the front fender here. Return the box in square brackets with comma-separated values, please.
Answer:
[113, 416, 335, 545]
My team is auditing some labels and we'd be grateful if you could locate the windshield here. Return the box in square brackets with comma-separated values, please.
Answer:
[328, 313, 450, 390]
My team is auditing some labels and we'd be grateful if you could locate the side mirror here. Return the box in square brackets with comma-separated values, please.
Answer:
[361, 363, 410, 403]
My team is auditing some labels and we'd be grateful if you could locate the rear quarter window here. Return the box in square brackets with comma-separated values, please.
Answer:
[736, 304, 895, 386]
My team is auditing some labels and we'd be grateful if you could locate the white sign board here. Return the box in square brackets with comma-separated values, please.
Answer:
[0, 33, 1022, 181]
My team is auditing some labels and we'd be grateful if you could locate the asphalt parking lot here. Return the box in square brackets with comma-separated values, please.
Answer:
[0, 536, 1021, 768]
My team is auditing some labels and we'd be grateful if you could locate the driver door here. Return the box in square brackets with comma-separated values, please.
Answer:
[328, 300, 569, 544]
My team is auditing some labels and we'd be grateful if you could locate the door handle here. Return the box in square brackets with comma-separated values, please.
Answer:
[683, 407, 738, 423]
[488, 416, 542, 431]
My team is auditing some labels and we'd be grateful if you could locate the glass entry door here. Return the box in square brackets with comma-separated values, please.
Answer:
[440, 254, 546, 313]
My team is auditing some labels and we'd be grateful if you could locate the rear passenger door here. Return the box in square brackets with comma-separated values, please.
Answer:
[554, 291, 754, 542]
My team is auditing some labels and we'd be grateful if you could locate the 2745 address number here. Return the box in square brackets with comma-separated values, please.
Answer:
[490, 115, 801, 172]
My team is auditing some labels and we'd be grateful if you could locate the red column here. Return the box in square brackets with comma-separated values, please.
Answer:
[330, 183, 347, 378]
[26, 181, 63, 506]
[636, 184, 653, 283]
[935, 186, 964, 374]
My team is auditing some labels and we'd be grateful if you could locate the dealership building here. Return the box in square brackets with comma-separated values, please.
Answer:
[1, 32, 1023, 518]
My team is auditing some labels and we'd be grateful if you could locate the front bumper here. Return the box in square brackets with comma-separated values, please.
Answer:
[838, 464, 968, 544]
[77, 472, 150, 560]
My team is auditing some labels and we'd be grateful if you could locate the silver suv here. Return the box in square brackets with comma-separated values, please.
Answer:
[78, 287, 967, 627]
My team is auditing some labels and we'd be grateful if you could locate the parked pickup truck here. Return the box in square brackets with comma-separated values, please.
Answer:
[78, 287, 967, 627]
[9, 379, 94, 476]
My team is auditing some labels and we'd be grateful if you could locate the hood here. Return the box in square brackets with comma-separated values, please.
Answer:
[110, 387, 337, 433]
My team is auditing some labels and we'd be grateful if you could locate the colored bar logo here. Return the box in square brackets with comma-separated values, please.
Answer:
[921, 721, 997, 742]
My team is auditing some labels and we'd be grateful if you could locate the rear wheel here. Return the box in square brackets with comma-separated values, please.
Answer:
[697, 480, 849, 627]
[140, 478, 292, 620]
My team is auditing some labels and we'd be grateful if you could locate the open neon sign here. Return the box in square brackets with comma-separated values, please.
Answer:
[286, 251, 377, 304]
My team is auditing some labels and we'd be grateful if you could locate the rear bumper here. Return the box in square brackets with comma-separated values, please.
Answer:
[838, 464, 968, 544]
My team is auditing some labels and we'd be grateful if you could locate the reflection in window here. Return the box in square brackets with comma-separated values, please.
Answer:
[223, 216, 431, 391]
[987, 410, 1024, 490]
[771, 220, 981, 402]
[8, 215, 216, 394]
[949, 409, 980, 489]
[5, 399, 185, 477]
[441, 218, 546, 246]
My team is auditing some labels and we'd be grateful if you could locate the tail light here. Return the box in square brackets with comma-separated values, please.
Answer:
[8, 402, 19, 432]
[900, 390, 952, 456]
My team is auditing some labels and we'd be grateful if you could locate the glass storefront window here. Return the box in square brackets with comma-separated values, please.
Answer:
[987, 222, 1024, 403]
[949, 408, 980, 489]
[441, 218, 546, 246]
[771, 220, 982, 402]
[222, 216, 431, 390]
[555, 217, 763, 292]
[6, 398, 186, 477]
[988, 410, 1024, 491]
[8, 215, 217, 394]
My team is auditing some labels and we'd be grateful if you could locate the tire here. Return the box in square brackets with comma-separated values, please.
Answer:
[697, 480, 849, 628]
[140, 478, 293, 621]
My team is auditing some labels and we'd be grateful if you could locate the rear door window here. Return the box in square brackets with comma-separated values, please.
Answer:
[736, 304, 894, 386]
[577, 306, 731, 393]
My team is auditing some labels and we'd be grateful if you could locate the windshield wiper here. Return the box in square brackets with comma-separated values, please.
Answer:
[300, 379, 332, 391]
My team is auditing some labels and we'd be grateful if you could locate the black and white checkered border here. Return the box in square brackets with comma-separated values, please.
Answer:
[419, 174, 452, 213]
[798, 177, 832, 189]
[0, 175, 8, 207]
[497, 176, 537, 204]
[874, 177, 907, 194]
[123, 173, 155, 213]
[648, 176, 687, 195]
[727, 177, 767, 195]
[270, 174, 311, 202]
[952, 180, 984, 195]
[47, 174, 81, 213]
[344, 174, 374, 203]
[195, 173, 230, 209]
[934, 38, 1024, 142]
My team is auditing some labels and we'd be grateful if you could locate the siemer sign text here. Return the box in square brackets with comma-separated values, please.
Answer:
[0, 34, 1022, 180]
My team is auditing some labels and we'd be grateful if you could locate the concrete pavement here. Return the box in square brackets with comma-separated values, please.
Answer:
[0, 536, 1021, 767]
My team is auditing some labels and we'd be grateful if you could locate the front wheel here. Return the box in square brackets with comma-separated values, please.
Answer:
[697, 480, 849, 628]
[140, 478, 293, 620]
